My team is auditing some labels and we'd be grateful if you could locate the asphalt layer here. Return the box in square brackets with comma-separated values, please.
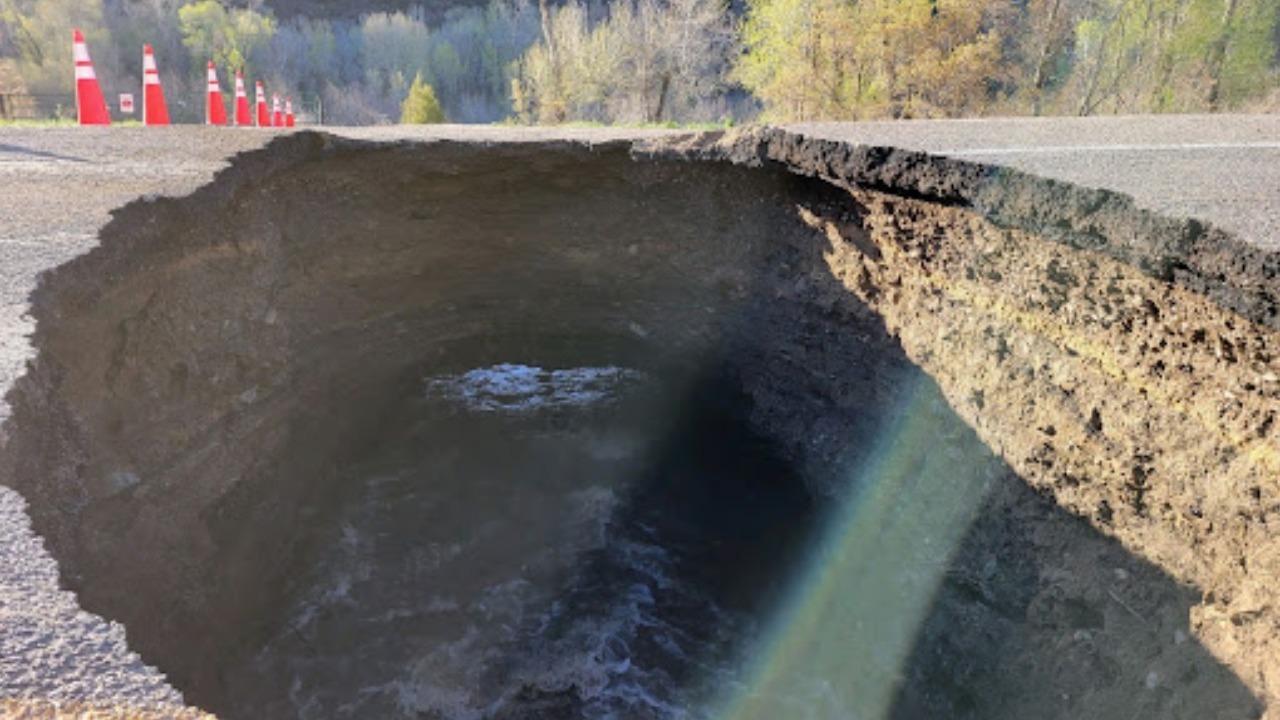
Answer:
[790, 114, 1280, 250]
[0, 117, 1276, 712]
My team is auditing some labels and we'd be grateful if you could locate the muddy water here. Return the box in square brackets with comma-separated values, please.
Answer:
[223, 364, 817, 719]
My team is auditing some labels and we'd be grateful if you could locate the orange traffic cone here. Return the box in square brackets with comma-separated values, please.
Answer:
[142, 44, 170, 126]
[234, 71, 251, 126]
[73, 29, 110, 125]
[271, 93, 283, 127]
[206, 61, 227, 125]
[254, 81, 268, 127]
[285, 98, 296, 128]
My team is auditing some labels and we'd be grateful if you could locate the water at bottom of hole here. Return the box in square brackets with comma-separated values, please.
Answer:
[222, 363, 818, 720]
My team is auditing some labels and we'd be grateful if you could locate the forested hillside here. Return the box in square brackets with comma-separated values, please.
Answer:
[1, 0, 1277, 124]
[262, 0, 481, 22]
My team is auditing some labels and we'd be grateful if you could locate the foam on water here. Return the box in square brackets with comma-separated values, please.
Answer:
[426, 364, 646, 413]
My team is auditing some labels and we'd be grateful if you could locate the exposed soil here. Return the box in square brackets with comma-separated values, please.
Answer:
[0, 128, 1276, 718]
[655, 128, 1280, 714]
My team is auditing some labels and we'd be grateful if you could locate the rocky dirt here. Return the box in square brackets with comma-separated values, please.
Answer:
[0, 123, 1276, 719]
[654, 127, 1280, 715]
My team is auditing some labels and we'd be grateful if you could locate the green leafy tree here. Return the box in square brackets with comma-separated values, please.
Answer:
[512, 1, 587, 122]
[401, 73, 447, 123]
[178, 0, 276, 74]
[852, 0, 1005, 117]
[735, 0, 855, 120]
[737, 0, 1004, 120]
[0, 1, 40, 64]
[1173, 0, 1278, 108]
[1056, 0, 1277, 114]
[1, 0, 109, 96]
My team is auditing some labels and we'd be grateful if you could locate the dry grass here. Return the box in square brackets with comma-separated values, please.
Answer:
[1242, 86, 1280, 113]
[0, 60, 39, 121]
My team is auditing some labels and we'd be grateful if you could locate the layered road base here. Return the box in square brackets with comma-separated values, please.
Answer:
[0, 128, 1276, 718]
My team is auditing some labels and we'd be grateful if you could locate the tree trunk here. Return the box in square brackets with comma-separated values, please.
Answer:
[1205, 0, 1240, 110]
[651, 73, 671, 122]
[538, 0, 566, 122]
[1029, 0, 1064, 115]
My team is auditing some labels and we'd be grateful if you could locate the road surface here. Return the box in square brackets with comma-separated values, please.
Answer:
[790, 114, 1280, 250]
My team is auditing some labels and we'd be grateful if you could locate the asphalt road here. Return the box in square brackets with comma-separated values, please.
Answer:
[0, 116, 1276, 713]
[790, 114, 1280, 250]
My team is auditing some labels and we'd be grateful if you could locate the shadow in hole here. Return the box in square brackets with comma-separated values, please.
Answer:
[0, 143, 88, 163]
[889, 466, 1264, 720]
[477, 365, 826, 719]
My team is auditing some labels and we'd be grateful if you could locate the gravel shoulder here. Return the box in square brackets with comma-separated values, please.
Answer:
[0, 127, 273, 715]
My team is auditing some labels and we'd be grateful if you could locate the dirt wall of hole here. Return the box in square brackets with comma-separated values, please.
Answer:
[0, 129, 1275, 714]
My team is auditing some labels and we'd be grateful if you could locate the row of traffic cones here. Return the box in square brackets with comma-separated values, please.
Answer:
[224, 66, 295, 128]
[75, 29, 295, 128]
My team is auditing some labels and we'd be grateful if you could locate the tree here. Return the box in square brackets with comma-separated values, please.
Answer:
[736, 0, 851, 120]
[1054, 0, 1277, 114]
[658, 0, 739, 119]
[1007, 0, 1093, 114]
[512, 0, 736, 124]
[360, 10, 432, 99]
[1, 0, 110, 96]
[401, 73, 447, 122]
[0, 1, 41, 64]
[511, 1, 585, 122]
[866, 0, 1004, 117]
[178, 0, 276, 74]
[427, 2, 541, 122]
[736, 0, 1004, 120]
[1177, 0, 1277, 109]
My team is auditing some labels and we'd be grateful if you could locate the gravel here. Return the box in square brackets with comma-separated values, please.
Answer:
[0, 126, 272, 716]
[0, 118, 1274, 714]
[0, 489, 190, 712]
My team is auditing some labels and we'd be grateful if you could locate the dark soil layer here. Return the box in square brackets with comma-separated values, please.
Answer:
[0, 129, 1276, 718]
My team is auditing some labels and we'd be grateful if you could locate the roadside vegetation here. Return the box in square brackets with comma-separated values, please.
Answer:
[0, 0, 1277, 124]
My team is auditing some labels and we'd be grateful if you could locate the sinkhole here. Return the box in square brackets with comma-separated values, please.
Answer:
[1, 129, 1276, 719]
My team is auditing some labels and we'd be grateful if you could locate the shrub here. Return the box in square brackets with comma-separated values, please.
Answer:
[400, 73, 447, 123]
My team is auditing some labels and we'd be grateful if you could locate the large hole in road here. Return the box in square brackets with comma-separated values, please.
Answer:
[1, 131, 1276, 719]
